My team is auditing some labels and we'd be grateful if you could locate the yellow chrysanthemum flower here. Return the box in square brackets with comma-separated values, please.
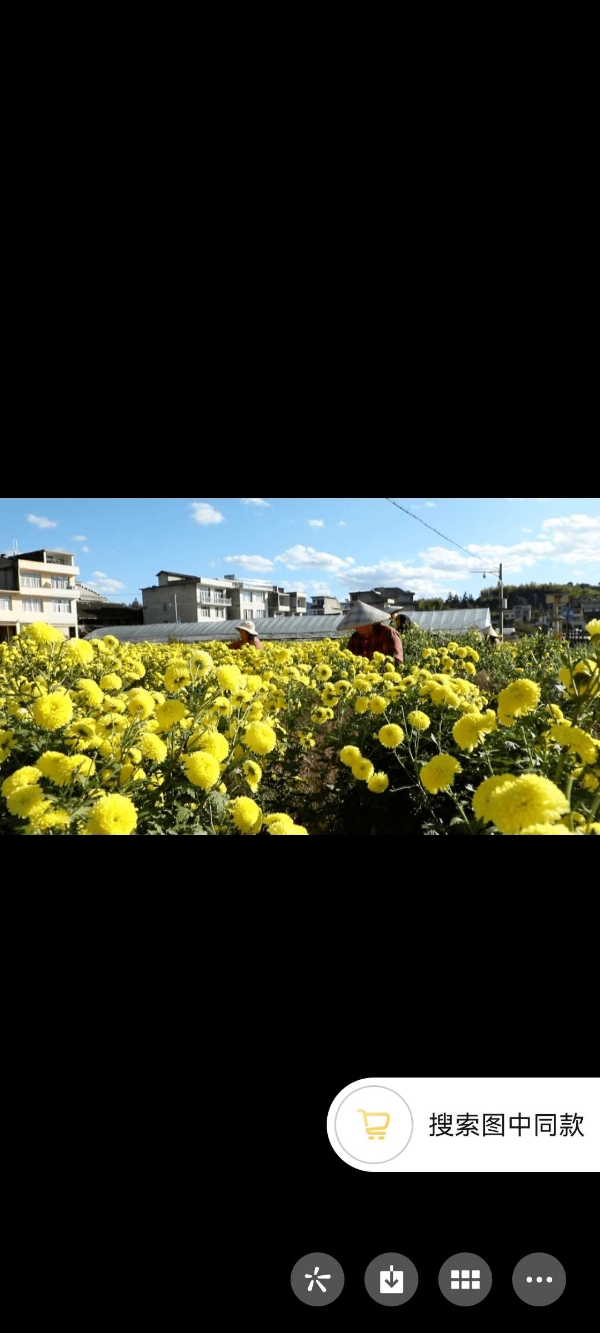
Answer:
[378, 724, 404, 749]
[32, 693, 74, 731]
[340, 746, 361, 767]
[190, 730, 229, 762]
[231, 797, 262, 834]
[368, 772, 389, 793]
[217, 665, 243, 694]
[498, 679, 541, 718]
[22, 622, 64, 645]
[472, 774, 516, 823]
[585, 619, 600, 638]
[0, 730, 16, 762]
[420, 755, 462, 794]
[368, 696, 387, 715]
[264, 812, 295, 829]
[76, 679, 104, 708]
[84, 793, 138, 836]
[452, 714, 489, 752]
[351, 758, 375, 782]
[156, 700, 188, 731]
[407, 711, 431, 731]
[2, 766, 42, 797]
[63, 639, 95, 665]
[243, 760, 262, 792]
[6, 784, 47, 818]
[138, 733, 168, 764]
[100, 674, 122, 692]
[548, 724, 597, 767]
[127, 689, 156, 719]
[164, 662, 191, 693]
[28, 805, 71, 832]
[488, 774, 569, 834]
[181, 752, 221, 791]
[243, 722, 277, 755]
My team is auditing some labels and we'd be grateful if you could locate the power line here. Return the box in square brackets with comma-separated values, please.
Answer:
[383, 498, 493, 576]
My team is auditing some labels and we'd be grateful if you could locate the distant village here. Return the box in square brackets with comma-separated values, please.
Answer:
[1, 544, 599, 642]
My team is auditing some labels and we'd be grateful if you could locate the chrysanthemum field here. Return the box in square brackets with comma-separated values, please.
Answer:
[1, 622, 599, 835]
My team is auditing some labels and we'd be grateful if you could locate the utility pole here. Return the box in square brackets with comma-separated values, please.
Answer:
[174, 593, 178, 624]
[499, 562, 504, 642]
[471, 564, 505, 640]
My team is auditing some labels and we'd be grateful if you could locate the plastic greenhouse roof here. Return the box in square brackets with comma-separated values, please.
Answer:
[402, 608, 492, 632]
[84, 616, 347, 643]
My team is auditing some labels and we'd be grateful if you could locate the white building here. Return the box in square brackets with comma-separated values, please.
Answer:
[141, 571, 305, 624]
[0, 548, 80, 641]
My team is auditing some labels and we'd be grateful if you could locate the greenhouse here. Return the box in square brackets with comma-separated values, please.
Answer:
[83, 616, 347, 643]
[84, 608, 492, 643]
[401, 609, 492, 633]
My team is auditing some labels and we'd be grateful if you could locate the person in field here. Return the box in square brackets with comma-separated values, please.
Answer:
[339, 601, 404, 665]
[228, 620, 263, 651]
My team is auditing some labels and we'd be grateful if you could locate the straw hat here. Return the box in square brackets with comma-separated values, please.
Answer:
[485, 626, 500, 640]
[337, 600, 392, 633]
[238, 620, 257, 636]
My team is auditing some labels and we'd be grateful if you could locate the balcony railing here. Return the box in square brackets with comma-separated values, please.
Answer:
[198, 595, 232, 607]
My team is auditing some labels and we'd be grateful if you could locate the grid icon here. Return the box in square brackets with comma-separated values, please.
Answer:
[451, 1269, 481, 1290]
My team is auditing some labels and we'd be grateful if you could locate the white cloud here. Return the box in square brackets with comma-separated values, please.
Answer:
[521, 527, 533, 533]
[82, 546, 90, 553]
[240, 498, 270, 507]
[276, 545, 355, 574]
[225, 554, 274, 572]
[311, 580, 334, 595]
[540, 513, 600, 564]
[72, 535, 87, 542]
[28, 514, 58, 529]
[337, 521, 346, 527]
[308, 519, 324, 528]
[190, 502, 224, 525]
[425, 502, 436, 508]
[87, 574, 127, 595]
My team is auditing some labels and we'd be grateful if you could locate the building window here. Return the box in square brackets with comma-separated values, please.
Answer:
[21, 574, 42, 588]
[51, 577, 69, 589]
[0, 596, 11, 611]
[22, 597, 44, 613]
[51, 600, 70, 613]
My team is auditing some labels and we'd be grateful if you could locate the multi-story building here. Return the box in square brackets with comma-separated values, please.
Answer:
[141, 572, 306, 625]
[227, 576, 271, 622]
[309, 595, 343, 615]
[0, 548, 80, 642]
[142, 572, 233, 624]
[267, 586, 307, 617]
[349, 586, 415, 611]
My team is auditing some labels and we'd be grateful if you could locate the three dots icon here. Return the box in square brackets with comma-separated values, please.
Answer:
[512, 1253, 566, 1306]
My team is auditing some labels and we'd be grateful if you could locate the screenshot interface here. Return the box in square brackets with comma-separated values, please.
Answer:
[286, 1070, 598, 1323]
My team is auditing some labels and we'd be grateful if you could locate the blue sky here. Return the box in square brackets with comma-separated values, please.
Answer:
[1, 497, 599, 601]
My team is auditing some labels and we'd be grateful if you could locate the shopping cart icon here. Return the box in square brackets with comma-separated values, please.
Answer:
[357, 1109, 391, 1141]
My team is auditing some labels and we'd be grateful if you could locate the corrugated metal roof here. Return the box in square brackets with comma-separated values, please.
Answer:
[85, 609, 492, 642]
[402, 608, 492, 632]
[84, 616, 346, 643]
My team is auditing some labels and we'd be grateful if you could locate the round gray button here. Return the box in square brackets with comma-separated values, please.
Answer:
[364, 1252, 419, 1306]
[512, 1253, 566, 1306]
[439, 1252, 492, 1305]
[291, 1253, 344, 1307]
